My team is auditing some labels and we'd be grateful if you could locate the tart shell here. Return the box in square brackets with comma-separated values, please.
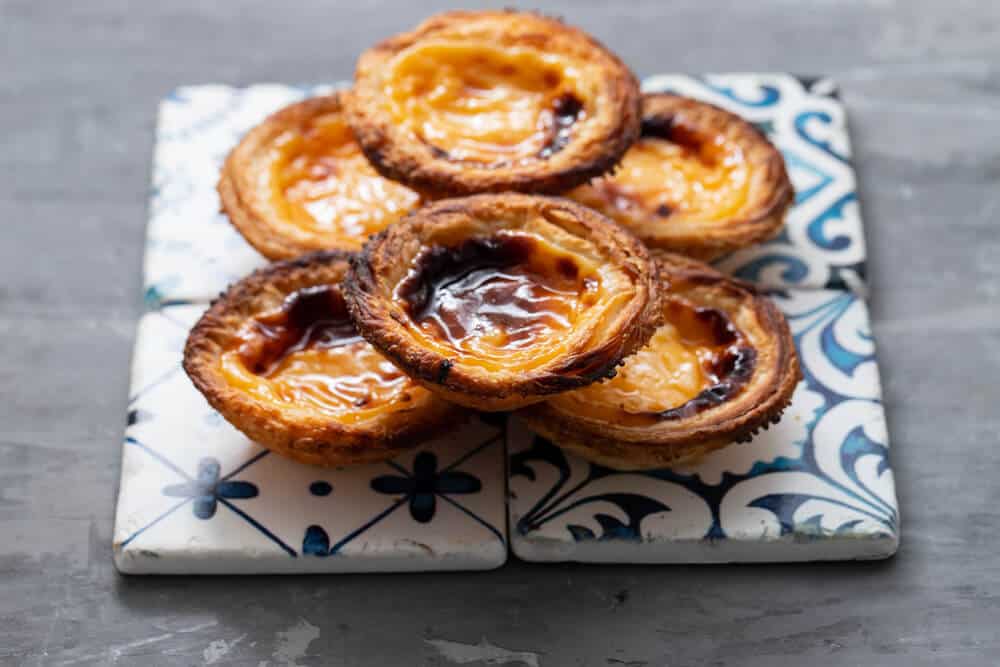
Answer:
[218, 93, 422, 260]
[345, 11, 642, 196]
[516, 253, 801, 470]
[569, 93, 794, 261]
[183, 250, 467, 466]
[344, 194, 662, 411]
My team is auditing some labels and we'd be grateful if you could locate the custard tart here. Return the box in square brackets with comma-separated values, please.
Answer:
[183, 251, 465, 466]
[345, 194, 660, 411]
[345, 10, 642, 196]
[568, 93, 794, 261]
[218, 93, 423, 259]
[516, 253, 801, 470]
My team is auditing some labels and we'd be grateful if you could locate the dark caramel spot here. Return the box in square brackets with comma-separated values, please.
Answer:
[655, 346, 757, 421]
[538, 94, 584, 160]
[641, 114, 716, 166]
[238, 285, 363, 375]
[640, 115, 675, 140]
[692, 306, 738, 346]
[645, 300, 757, 421]
[656, 203, 674, 217]
[396, 233, 588, 353]
[556, 257, 579, 280]
[428, 145, 451, 160]
[437, 359, 453, 383]
[397, 235, 535, 318]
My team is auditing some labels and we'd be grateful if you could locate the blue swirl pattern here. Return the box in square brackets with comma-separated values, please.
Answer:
[509, 289, 898, 561]
[116, 74, 891, 570]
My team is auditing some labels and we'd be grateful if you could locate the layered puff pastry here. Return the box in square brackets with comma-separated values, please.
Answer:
[344, 194, 661, 411]
[516, 252, 801, 470]
[569, 93, 794, 261]
[218, 93, 423, 259]
[345, 11, 641, 196]
[183, 251, 466, 466]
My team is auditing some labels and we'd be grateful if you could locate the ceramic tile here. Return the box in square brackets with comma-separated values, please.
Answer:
[113, 305, 507, 574]
[142, 75, 867, 306]
[509, 289, 898, 563]
[122, 74, 893, 571]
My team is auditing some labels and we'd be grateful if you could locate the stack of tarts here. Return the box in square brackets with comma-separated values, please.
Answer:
[185, 10, 800, 471]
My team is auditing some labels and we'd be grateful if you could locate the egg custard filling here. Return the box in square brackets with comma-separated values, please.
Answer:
[268, 112, 422, 244]
[385, 42, 588, 166]
[220, 284, 422, 423]
[547, 295, 756, 425]
[346, 11, 642, 195]
[513, 252, 800, 470]
[571, 113, 750, 227]
[394, 229, 608, 372]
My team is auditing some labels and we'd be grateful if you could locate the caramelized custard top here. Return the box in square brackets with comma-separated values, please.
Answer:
[550, 295, 756, 423]
[269, 113, 421, 245]
[395, 231, 600, 367]
[570, 115, 750, 226]
[385, 43, 587, 166]
[221, 285, 420, 420]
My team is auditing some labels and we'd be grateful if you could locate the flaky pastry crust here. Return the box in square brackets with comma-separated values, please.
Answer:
[218, 93, 422, 260]
[569, 93, 794, 261]
[345, 11, 641, 196]
[344, 194, 661, 411]
[183, 251, 466, 466]
[516, 253, 801, 470]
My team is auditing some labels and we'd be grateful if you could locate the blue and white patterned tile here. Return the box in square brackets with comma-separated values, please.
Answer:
[142, 75, 867, 306]
[508, 289, 897, 563]
[113, 305, 507, 574]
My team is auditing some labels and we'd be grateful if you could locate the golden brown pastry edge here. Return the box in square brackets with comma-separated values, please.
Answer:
[515, 252, 802, 470]
[344, 193, 662, 411]
[345, 10, 642, 196]
[182, 250, 468, 466]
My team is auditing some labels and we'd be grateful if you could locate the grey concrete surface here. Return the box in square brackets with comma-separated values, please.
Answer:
[2, 1, 999, 665]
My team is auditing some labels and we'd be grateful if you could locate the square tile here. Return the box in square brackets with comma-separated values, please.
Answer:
[124, 75, 894, 571]
[509, 289, 898, 563]
[113, 305, 507, 574]
[142, 75, 867, 307]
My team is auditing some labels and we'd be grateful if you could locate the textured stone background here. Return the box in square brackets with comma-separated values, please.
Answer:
[2, 1, 998, 665]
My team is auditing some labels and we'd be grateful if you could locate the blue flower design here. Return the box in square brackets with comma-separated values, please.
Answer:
[301, 433, 504, 558]
[120, 442, 295, 557]
[371, 452, 481, 523]
[162, 457, 258, 519]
